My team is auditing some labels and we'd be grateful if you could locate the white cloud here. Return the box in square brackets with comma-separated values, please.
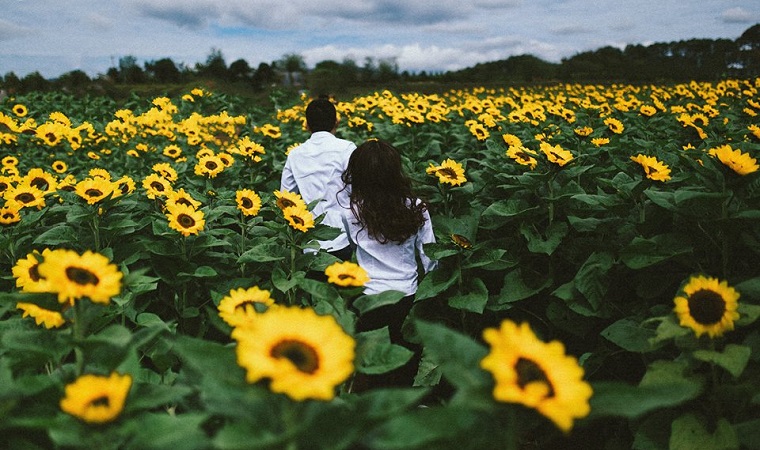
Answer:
[721, 7, 757, 23]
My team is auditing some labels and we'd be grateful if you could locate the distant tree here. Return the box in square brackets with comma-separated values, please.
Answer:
[252, 62, 277, 90]
[736, 23, 760, 77]
[119, 55, 146, 83]
[56, 70, 91, 91]
[145, 58, 181, 83]
[1, 72, 21, 93]
[197, 48, 227, 80]
[19, 71, 49, 92]
[279, 53, 306, 86]
[228, 58, 253, 82]
[377, 57, 400, 83]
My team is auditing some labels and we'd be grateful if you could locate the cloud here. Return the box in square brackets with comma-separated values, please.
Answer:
[720, 7, 757, 23]
[0, 18, 33, 42]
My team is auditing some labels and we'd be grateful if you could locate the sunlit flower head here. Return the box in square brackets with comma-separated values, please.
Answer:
[630, 154, 671, 182]
[75, 177, 116, 205]
[51, 160, 68, 174]
[604, 117, 625, 134]
[232, 305, 355, 401]
[426, 159, 467, 186]
[16, 302, 65, 329]
[539, 142, 574, 167]
[37, 249, 123, 305]
[113, 176, 136, 197]
[480, 320, 593, 433]
[274, 190, 307, 211]
[217, 286, 275, 327]
[674, 275, 740, 338]
[142, 173, 173, 199]
[324, 261, 370, 287]
[574, 126, 593, 137]
[708, 145, 759, 176]
[152, 162, 178, 182]
[0, 204, 22, 225]
[282, 205, 315, 232]
[506, 145, 538, 170]
[60, 372, 132, 424]
[166, 203, 205, 237]
[22, 168, 58, 194]
[12, 104, 28, 117]
[4, 183, 47, 210]
[12, 248, 54, 292]
[165, 188, 201, 210]
[194, 154, 225, 178]
[236, 189, 262, 217]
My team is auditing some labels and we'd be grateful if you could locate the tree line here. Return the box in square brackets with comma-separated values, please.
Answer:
[2, 24, 759, 96]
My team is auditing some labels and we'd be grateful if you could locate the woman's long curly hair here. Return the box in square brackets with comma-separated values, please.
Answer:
[341, 139, 427, 244]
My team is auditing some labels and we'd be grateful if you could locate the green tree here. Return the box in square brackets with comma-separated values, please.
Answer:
[145, 58, 181, 84]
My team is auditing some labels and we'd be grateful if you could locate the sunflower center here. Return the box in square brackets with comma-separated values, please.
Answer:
[687, 289, 726, 325]
[15, 193, 36, 204]
[278, 199, 296, 209]
[515, 357, 555, 397]
[271, 339, 319, 374]
[205, 161, 218, 170]
[337, 274, 355, 280]
[29, 264, 41, 281]
[90, 395, 110, 407]
[290, 215, 304, 226]
[85, 188, 103, 198]
[234, 300, 265, 314]
[177, 214, 196, 228]
[176, 198, 194, 207]
[31, 177, 49, 190]
[241, 198, 253, 208]
[66, 267, 100, 286]
[150, 181, 165, 192]
[437, 168, 457, 179]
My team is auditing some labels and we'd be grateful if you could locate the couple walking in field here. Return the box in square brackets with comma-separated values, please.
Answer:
[279, 96, 437, 390]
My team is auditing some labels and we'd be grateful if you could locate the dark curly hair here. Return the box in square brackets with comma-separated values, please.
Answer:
[341, 139, 427, 244]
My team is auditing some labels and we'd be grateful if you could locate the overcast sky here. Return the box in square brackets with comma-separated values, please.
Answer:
[1, 0, 759, 79]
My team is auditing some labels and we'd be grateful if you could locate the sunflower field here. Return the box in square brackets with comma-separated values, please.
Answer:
[1, 79, 760, 449]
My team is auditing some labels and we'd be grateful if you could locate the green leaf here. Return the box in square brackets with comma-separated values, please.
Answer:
[238, 243, 286, 263]
[32, 225, 78, 246]
[620, 234, 693, 269]
[353, 291, 407, 315]
[492, 268, 552, 308]
[519, 221, 568, 255]
[447, 278, 488, 314]
[355, 328, 414, 375]
[122, 413, 211, 450]
[414, 321, 490, 392]
[574, 251, 614, 310]
[601, 318, 658, 352]
[415, 266, 460, 301]
[692, 344, 751, 378]
[669, 413, 739, 450]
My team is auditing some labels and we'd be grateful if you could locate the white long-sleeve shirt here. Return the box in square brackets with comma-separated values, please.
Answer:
[280, 131, 356, 251]
[342, 200, 437, 295]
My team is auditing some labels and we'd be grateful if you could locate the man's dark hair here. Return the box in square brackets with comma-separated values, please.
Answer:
[305, 97, 337, 132]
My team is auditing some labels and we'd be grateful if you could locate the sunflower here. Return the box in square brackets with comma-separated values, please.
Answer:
[256, 123, 282, 139]
[540, 142, 574, 167]
[75, 177, 115, 205]
[591, 137, 610, 147]
[274, 189, 307, 211]
[90, 168, 112, 181]
[427, 159, 467, 186]
[630, 154, 671, 182]
[282, 205, 315, 232]
[151, 162, 178, 182]
[708, 145, 759, 176]
[0, 204, 21, 225]
[52, 160, 68, 174]
[574, 126, 593, 137]
[640, 105, 657, 117]
[236, 189, 262, 216]
[16, 302, 65, 329]
[4, 183, 47, 209]
[2, 155, 19, 167]
[502, 133, 523, 147]
[166, 203, 205, 237]
[480, 320, 593, 433]
[113, 176, 136, 197]
[60, 372, 132, 424]
[506, 145, 538, 170]
[194, 154, 225, 178]
[468, 122, 490, 141]
[37, 249, 123, 305]
[217, 286, 275, 327]
[12, 249, 53, 292]
[165, 188, 201, 210]
[142, 173, 173, 199]
[232, 305, 355, 401]
[674, 275, 740, 338]
[22, 168, 58, 194]
[12, 104, 28, 117]
[163, 144, 183, 159]
[604, 117, 625, 134]
[324, 261, 370, 287]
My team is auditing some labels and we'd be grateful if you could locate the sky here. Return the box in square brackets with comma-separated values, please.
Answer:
[1, 0, 759, 79]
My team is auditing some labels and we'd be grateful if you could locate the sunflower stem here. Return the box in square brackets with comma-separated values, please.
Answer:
[72, 301, 86, 376]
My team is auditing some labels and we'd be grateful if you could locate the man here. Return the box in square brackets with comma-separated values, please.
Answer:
[280, 96, 356, 260]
